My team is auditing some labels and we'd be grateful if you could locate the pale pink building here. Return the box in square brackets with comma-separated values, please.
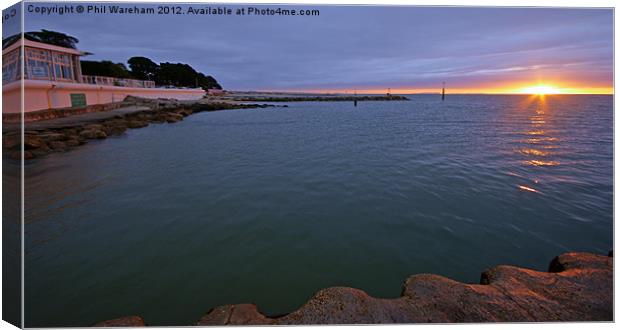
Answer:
[2, 38, 205, 114]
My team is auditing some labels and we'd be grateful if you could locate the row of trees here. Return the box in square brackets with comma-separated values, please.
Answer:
[81, 61, 133, 79]
[3, 30, 222, 91]
[81, 57, 223, 91]
[127, 57, 222, 90]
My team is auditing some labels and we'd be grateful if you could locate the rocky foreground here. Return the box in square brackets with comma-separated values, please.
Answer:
[2, 97, 280, 160]
[94, 251, 612, 326]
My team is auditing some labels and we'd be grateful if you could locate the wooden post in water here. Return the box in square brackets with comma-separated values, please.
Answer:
[354, 90, 358, 107]
[442, 82, 446, 101]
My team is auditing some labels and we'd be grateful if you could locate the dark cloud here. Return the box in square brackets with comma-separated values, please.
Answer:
[24, 3, 613, 91]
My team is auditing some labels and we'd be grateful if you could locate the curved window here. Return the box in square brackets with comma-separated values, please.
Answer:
[25, 48, 52, 80]
[22, 47, 76, 81]
[53, 53, 74, 80]
[2, 48, 20, 84]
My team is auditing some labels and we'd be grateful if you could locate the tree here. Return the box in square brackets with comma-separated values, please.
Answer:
[155, 62, 197, 87]
[128, 56, 159, 81]
[27, 30, 79, 49]
[3, 30, 80, 49]
[81, 60, 133, 78]
[2, 34, 20, 49]
[154, 62, 222, 90]
[197, 73, 222, 90]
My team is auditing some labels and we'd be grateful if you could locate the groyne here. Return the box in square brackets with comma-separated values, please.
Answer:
[228, 95, 409, 102]
[94, 251, 612, 326]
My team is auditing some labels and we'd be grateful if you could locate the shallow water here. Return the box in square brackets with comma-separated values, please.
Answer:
[24, 94, 613, 326]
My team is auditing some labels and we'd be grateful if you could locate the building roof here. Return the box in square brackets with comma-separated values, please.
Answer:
[2, 38, 87, 56]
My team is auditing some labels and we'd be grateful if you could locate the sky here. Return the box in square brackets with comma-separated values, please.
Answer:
[12, 2, 615, 93]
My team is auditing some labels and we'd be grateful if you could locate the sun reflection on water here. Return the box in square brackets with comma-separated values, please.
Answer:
[513, 95, 562, 192]
[524, 160, 561, 167]
[519, 148, 550, 156]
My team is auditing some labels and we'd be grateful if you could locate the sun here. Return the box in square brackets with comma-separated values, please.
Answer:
[521, 85, 561, 95]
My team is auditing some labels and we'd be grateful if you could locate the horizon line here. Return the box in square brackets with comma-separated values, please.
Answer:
[239, 90, 614, 96]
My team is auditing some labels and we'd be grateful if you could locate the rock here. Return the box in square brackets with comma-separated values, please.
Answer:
[132, 113, 154, 121]
[101, 121, 128, 136]
[38, 132, 67, 141]
[548, 251, 611, 272]
[93, 316, 146, 327]
[24, 135, 44, 149]
[196, 304, 273, 326]
[127, 121, 148, 129]
[61, 128, 79, 136]
[65, 139, 81, 147]
[83, 124, 105, 131]
[3, 136, 20, 150]
[79, 130, 107, 139]
[175, 109, 193, 117]
[196, 252, 612, 325]
[49, 141, 67, 151]
[102, 119, 127, 127]
[107, 126, 127, 136]
[165, 113, 184, 123]
[67, 135, 87, 145]
[152, 113, 168, 123]
[5, 98, 287, 159]
[34, 143, 52, 152]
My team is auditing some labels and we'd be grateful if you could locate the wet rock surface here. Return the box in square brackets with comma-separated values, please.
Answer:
[96, 252, 612, 326]
[3, 97, 280, 160]
[93, 316, 146, 327]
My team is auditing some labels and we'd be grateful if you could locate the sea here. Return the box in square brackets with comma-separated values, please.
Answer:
[22, 94, 613, 326]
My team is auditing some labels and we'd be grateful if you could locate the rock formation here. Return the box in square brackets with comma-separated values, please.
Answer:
[94, 251, 612, 326]
[3, 97, 279, 160]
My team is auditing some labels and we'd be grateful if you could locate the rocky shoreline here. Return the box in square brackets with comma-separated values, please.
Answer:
[2, 94, 410, 160]
[2, 97, 281, 160]
[94, 251, 612, 326]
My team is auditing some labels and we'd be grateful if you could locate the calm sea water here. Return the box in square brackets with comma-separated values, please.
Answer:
[24, 94, 613, 326]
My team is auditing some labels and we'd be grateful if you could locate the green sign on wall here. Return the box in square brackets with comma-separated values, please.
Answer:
[70, 93, 87, 108]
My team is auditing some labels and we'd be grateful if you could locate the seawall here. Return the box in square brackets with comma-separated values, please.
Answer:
[2, 97, 281, 160]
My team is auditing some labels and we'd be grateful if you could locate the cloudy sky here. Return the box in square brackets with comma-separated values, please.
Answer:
[16, 3, 614, 93]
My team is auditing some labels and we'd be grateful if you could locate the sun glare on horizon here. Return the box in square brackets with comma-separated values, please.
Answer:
[520, 85, 561, 95]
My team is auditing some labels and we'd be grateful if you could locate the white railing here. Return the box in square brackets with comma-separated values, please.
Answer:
[82, 75, 156, 88]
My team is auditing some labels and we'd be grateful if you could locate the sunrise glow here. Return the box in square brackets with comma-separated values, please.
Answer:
[520, 85, 561, 95]
[275, 85, 613, 95]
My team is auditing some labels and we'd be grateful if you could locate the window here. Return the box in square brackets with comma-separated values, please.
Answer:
[28, 59, 51, 79]
[2, 48, 21, 84]
[25, 48, 52, 80]
[52, 52, 74, 81]
[22, 47, 76, 81]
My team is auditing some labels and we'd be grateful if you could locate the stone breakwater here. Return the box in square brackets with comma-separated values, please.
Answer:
[94, 251, 612, 326]
[2, 97, 280, 160]
[228, 95, 410, 102]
